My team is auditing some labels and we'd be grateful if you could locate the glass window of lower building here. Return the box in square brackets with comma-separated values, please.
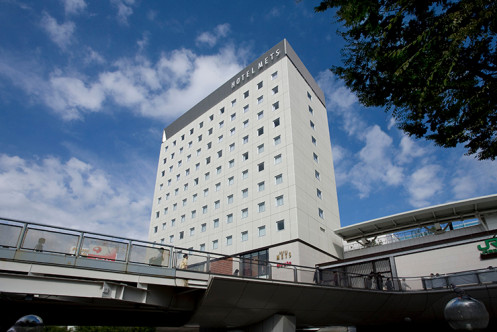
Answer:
[240, 249, 268, 277]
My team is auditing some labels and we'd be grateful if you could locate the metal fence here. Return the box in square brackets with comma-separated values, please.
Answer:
[1, 217, 496, 291]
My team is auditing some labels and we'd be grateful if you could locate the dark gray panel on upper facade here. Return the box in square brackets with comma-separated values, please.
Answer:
[164, 39, 325, 139]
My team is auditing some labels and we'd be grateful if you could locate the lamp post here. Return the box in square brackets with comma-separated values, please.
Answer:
[444, 285, 489, 330]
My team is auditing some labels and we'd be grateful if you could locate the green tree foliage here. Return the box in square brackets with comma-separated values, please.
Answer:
[316, 0, 497, 160]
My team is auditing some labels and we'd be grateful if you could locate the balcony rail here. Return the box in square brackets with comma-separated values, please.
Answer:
[343, 219, 481, 252]
[1, 217, 496, 292]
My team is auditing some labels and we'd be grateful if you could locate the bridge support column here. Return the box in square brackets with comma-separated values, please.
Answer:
[247, 314, 296, 332]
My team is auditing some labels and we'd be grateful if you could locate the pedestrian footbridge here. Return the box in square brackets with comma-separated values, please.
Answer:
[1, 218, 496, 331]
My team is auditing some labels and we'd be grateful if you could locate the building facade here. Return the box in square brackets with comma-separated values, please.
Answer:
[149, 40, 343, 268]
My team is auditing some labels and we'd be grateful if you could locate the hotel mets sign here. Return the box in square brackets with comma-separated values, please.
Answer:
[230, 48, 281, 89]
[477, 238, 497, 260]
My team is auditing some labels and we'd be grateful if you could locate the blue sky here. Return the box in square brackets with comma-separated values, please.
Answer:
[0, 0, 496, 240]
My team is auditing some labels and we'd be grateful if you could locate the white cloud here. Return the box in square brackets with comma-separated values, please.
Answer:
[406, 165, 443, 207]
[111, 0, 135, 24]
[0, 154, 151, 239]
[61, 0, 87, 15]
[397, 136, 427, 164]
[0, 44, 244, 121]
[40, 12, 75, 49]
[451, 155, 497, 199]
[347, 125, 404, 198]
[196, 23, 231, 47]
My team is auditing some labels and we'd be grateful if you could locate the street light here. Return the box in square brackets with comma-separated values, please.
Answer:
[444, 285, 489, 330]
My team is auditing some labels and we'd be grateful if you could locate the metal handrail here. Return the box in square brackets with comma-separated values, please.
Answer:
[1, 217, 496, 291]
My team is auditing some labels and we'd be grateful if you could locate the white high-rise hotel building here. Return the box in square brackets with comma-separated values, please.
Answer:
[149, 40, 343, 268]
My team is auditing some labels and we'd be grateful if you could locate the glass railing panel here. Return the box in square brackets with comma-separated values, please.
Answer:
[270, 262, 295, 282]
[129, 243, 171, 267]
[0, 224, 23, 248]
[208, 254, 237, 276]
[175, 250, 207, 272]
[80, 236, 128, 262]
[21, 228, 80, 255]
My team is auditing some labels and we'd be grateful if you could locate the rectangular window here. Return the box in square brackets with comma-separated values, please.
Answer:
[318, 208, 324, 219]
[258, 202, 266, 213]
[217, 150, 223, 158]
[229, 143, 235, 152]
[200, 243, 205, 251]
[205, 172, 210, 180]
[277, 220, 285, 231]
[191, 210, 197, 219]
[257, 81, 263, 89]
[317, 188, 322, 199]
[171, 218, 176, 226]
[227, 213, 233, 223]
[212, 239, 219, 250]
[218, 135, 223, 142]
[208, 128, 213, 135]
[201, 223, 207, 232]
[230, 127, 236, 136]
[216, 166, 222, 174]
[241, 208, 248, 219]
[227, 194, 234, 204]
[215, 200, 220, 209]
[312, 136, 317, 145]
[274, 154, 282, 164]
[307, 91, 312, 100]
[272, 86, 278, 95]
[257, 144, 264, 154]
[243, 119, 249, 128]
[231, 113, 236, 121]
[209, 114, 214, 121]
[215, 182, 221, 191]
[315, 170, 320, 180]
[229, 159, 235, 168]
[257, 111, 264, 120]
[257, 95, 263, 104]
[213, 218, 219, 228]
[231, 99, 236, 107]
[206, 156, 211, 164]
[273, 118, 280, 127]
[257, 127, 264, 136]
[179, 231, 184, 240]
[258, 226, 266, 237]
[226, 235, 233, 246]
[220, 107, 225, 114]
[242, 169, 249, 179]
[271, 71, 278, 80]
[228, 176, 234, 185]
[275, 195, 284, 206]
[207, 142, 212, 149]
[244, 90, 249, 99]
[241, 231, 248, 242]
[219, 120, 224, 128]
[243, 135, 249, 144]
[275, 173, 283, 184]
[313, 153, 319, 163]
[190, 227, 195, 236]
[308, 105, 314, 115]
[310, 120, 315, 130]
[258, 181, 265, 191]
[242, 152, 249, 161]
[243, 104, 249, 113]
[182, 198, 187, 207]
[198, 134, 202, 142]
[162, 222, 167, 229]
[242, 188, 248, 198]
[272, 102, 279, 111]
[169, 235, 174, 243]
[202, 205, 208, 214]
[180, 215, 185, 223]
[258, 162, 264, 172]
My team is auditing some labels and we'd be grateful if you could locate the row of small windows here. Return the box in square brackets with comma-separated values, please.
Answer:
[156, 175, 285, 218]
[164, 72, 280, 153]
[162, 116, 282, 167]
[159, 220, 285, 249]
